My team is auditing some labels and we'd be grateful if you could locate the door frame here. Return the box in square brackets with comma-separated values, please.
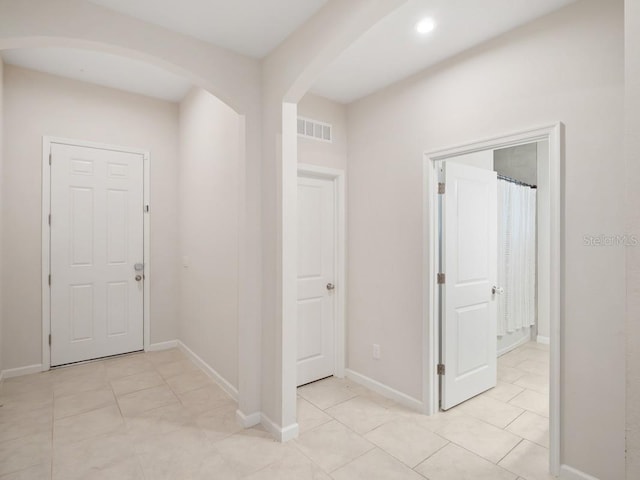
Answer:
[41, 136, 151, 371]
[297, 163, 346, 380]
[422, 123, 563, 476]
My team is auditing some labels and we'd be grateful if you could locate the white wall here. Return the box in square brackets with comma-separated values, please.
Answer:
[0, 58, 3, 376]
[178, 87, 241, 390]
[298, 93, 347, 170]
[346, 1, 625, 478]
[626, 0, 640, 477]
[1, 65, 180, 370]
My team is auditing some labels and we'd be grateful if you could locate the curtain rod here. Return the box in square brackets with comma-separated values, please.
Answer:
[497, 174, 537, 189]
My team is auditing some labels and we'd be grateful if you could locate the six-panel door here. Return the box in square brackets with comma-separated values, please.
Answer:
[50, 143, 144, 366]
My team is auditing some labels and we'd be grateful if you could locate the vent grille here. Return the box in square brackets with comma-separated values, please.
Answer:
[297, 116, 332, 143]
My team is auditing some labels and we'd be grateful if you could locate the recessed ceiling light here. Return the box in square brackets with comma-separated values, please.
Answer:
[416, 17, 436, 34]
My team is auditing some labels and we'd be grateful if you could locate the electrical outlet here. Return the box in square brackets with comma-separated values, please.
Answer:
[373, 344, 381, 360]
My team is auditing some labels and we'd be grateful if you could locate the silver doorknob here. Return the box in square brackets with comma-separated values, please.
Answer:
[326, 283, 335, 291]
[135, 275, 143, 282]
[492, 286, 504, 295]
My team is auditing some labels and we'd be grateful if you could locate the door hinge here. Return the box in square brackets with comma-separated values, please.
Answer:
[49, 152, 52, 165]
[48, 334, 51, 346]
[437, 364, 445, 375]
[144, 205, 149, 213]
[48, 214, 51, 226]
[438, 182, 445, 194]
[437, 273, 445, 284]
[48, 274, 51, 286]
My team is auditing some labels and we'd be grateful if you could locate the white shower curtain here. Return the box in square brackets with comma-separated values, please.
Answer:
[497, 179, 536, 336]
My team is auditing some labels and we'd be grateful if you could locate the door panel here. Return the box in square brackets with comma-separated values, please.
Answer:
[441, 161, 497, 410]
[297, 176, 336, 386]
[50, 143, 144, 366]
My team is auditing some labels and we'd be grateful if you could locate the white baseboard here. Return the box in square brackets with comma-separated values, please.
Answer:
[177, 340, 238, 401]
[560, 464, 600, 480]
[236, 409, 261, 428]
[146, 340, 178, 352]
[0, 364, 44, 380]
[261, 412, 299, 442]
[345, 368, 424, 412]
[537, 335, 551, 345]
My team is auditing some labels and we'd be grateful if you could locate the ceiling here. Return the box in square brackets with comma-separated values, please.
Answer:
[2, 47, 193, 102]
[88, 0, 328, 59]
[311, 0, 577, 103]
[2, 1, 577, 105]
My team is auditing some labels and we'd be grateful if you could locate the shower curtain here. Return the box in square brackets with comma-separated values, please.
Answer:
[497, 179, 536, 336]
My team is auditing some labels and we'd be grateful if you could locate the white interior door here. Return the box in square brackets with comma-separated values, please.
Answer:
[50, 143, 144, 366]
[297, 175, 336, 386]
[441, 161, 498, 410]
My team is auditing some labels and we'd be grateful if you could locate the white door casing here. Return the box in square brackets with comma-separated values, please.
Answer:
[49, 142, 145, 366]
[296, 175, 336, 386]
[441, 161, 498, 410]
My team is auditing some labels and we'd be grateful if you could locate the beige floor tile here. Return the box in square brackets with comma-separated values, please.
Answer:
[144, 348, 186, 365]
[52, 373, 110, 399]
[178, 383, 235, 414]
[400, 407, 466, 433]
[457, 395, 524, 428]
[435, 415, 522, 463]
[53, 404, 124, 445]
[484, 382, 525, 403]
[165, 369, 212, 394]
[155, 359, 200, 380]
[297, 397, 332, 433]
[136, 426, 236, 480]
[195, 403, 243, 443]
[498, 350, 528, 367]
[294, 420, 374, 472]
[53, 387, 115, 419]
[514, 373, 549, 395]
[243, 445, 331, 480]
[117, 384, 179, 416]
[213, 428, 290, 477]
[415, 443, 517, 480]
[0, 432, 52, 477]
[53, 430, 140, 480]
[326, 395, 398, 434]
[499, 439, 554, 480]
[0, 463, 51, 480]
[0, 391, 53, 416]
[498, 364, 527, 383]
[515, 360, 549, 377]
[110, 370, 165, 396]
[525, 341, 550, 352]
[0, 377, 53, 398]
[509, 389, 549, 417]
[50, 361, 106, 382]
[104, 355, 154, 380]
[0, 406, 53, 443]
[124, 402, 197, 441]
[332, 447, 425, 480]
[364, 417, 448, 467]
[297, 377, 364, 410]
[517, 347, 549, 364]
[506, 411, 549, 448]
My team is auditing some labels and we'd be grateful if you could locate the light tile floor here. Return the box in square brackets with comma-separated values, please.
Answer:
[0, 342, 550, 479]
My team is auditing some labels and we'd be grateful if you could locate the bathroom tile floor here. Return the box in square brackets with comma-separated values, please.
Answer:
[0, 341, 550, 479]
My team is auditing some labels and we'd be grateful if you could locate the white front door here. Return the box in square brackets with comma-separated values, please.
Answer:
[297, 175, 336, 386]
[441, 161, 498, 410]
[50, 143, 144, 366]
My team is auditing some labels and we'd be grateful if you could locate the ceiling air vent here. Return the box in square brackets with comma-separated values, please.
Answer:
[297, 116, 332, 143]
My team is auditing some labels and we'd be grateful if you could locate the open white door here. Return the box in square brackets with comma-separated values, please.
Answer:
[296, 175, 336, 386]
[50, 143, 144, 366]
[441, 161, 498, 410]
